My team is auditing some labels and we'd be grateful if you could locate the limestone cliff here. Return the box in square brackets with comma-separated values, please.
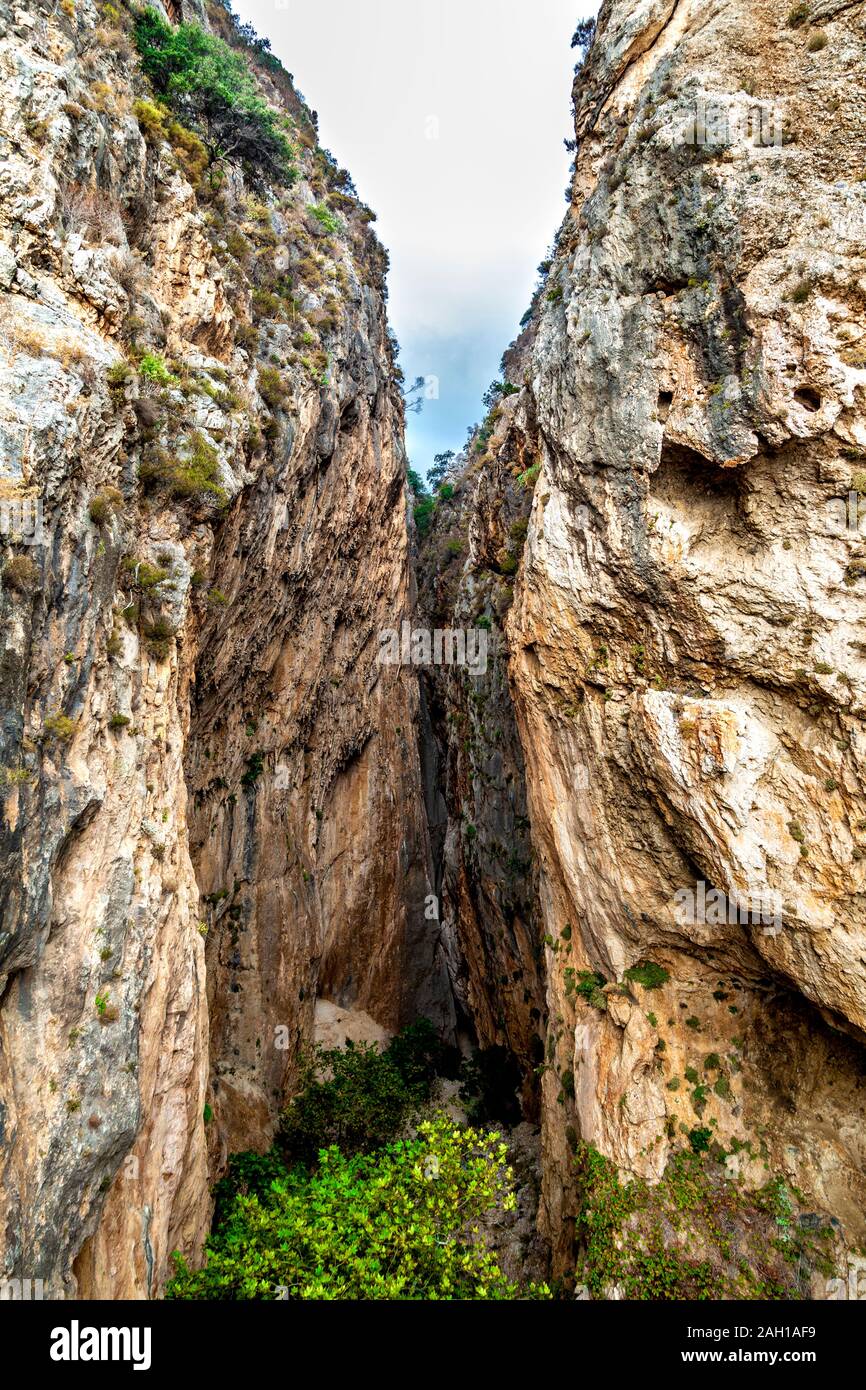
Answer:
[426, 0, 866, 1282]
[0, 0, 451, 1297]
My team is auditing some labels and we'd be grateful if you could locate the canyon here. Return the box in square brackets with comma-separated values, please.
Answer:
[1, 0, 865, 1299]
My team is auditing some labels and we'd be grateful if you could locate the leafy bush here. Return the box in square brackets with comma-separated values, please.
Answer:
[138, 352, 178, 387]
[517, 463, 541, 489]
[623, 961, 670, 990]
[106, 361, 133, 390]
[573, 1142, 830, 1300]
[413, 496, 436, 536]
[123, 556, 169, 590]
[133, 9, 293, 180]
[279, 1020, 445, 1162]
[132, 97, 167, 140]
[168, 1116, 531, 1301]
[309, 202, 340, 234]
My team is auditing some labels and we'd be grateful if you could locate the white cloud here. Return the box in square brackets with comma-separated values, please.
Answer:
[232, 0, 598, 473]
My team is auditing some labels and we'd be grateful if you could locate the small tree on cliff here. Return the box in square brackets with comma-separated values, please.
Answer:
[133, 8, 293, 180]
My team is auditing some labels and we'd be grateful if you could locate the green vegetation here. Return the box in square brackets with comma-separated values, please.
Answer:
[240, 751, 265, 788]
[142, 616, 176, 659]
[574, 1142, 833, 1300]
[257, 366, 288, 412]
[413, 495, 436, 536]
[106, 361, 133, 390]
[167, 1024, 546, 1301]
[168, 1117, 530, 1300]
[309, 202, 340, 234]
[623, 961, 670, 990]
[133, 9, 293, 180]
[88, 487, 124, 526]
[279, 1021, 445, 1162]
[517, 463, 541, 490]
[43, 712, 77, 742]
[565, 968, 608, 1009]
[139, 433, 227, 506]
[138, 351, 179, 387]
[123, 557, 169, 590]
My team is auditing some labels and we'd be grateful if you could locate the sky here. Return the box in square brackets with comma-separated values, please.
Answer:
[231, 0, 598, 481]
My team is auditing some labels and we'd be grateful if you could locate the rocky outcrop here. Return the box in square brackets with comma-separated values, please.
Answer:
[431, 0, 866, 1278]
[0, 0, 451, 1297]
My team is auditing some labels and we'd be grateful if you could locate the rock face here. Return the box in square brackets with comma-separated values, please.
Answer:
[0, 0, 451, 1296]
[428, 0, 866, 1275]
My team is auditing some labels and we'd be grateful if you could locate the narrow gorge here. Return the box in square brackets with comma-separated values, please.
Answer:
[1, 0, 865, 1305]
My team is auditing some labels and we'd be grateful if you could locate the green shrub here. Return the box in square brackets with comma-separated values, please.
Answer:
[138, 352, 178, 386]
[123, 556, 169, 590]
[43, 712, 77, 741]
[565, 969, 608, 1010]
[623, 961, 670, 990]
[168, 1115, 540, 1301]
[787, 3, 810, 26]
[573, 1142, 831, 1300]
[142, 616, 176, 658]
[309, 202, 340, 234]
[406, 468, 427, 497]
[133, 9, 293, 180]
[257, 366, 287, 411]
[437, 483, 455, 501]
[140, 434, 226, 505]
[279, 1020, 445, 1163]
[108, 713, 131, 731]
[517, 463, 541, 489]
[132, 97, 168, 140]
[106, 361, 133, 390]
[413, 496, 436, 536]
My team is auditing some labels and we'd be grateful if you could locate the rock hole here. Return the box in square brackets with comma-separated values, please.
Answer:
[794, 386, 821, 412]
[658, 390, 674, 422]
